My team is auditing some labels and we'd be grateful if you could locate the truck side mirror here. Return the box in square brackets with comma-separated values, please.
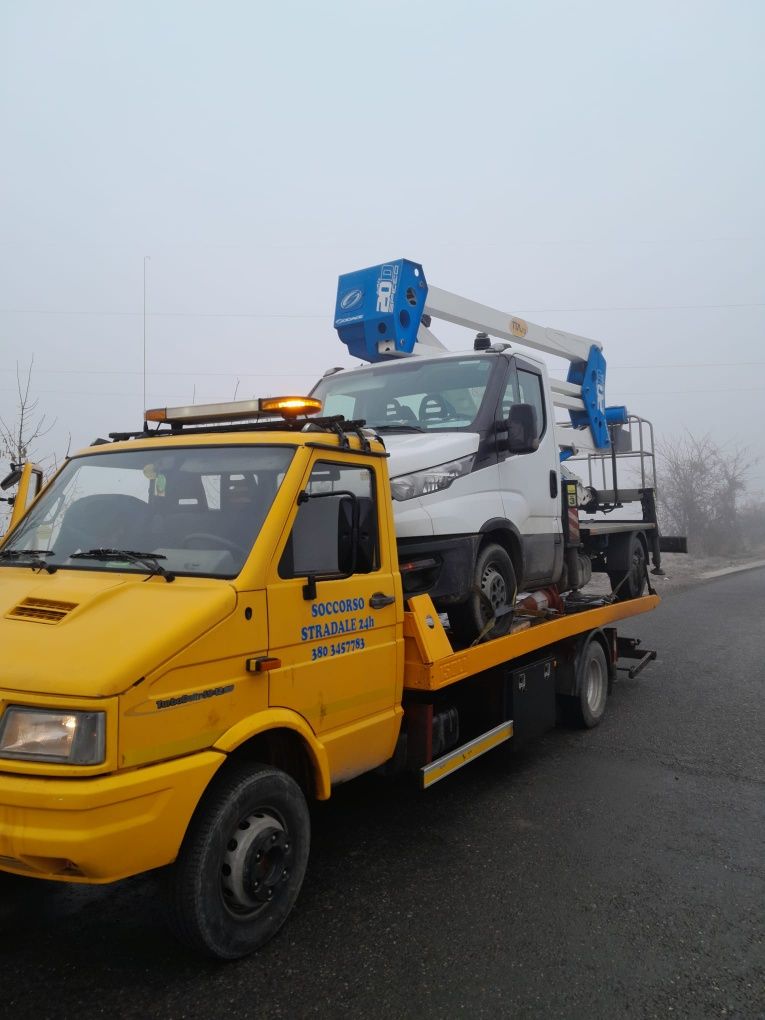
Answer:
[336, 494, 360, 574]
[293, 490, 362, 599]
[0, 465, 23, 491]
[335, 493, 378, 572]
[498, 403, 539, 454]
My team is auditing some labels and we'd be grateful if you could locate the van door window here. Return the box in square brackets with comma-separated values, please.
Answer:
[517, 369, 546, 440]
[499, 368, 519, 420]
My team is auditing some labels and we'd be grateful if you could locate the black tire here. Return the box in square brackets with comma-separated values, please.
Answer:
[608, 532, 647, 602]
[166, 762, 310, 960]
[447, 542, 516, 644]
[567, 640, 609, 728]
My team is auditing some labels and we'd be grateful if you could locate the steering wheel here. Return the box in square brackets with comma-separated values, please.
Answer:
[181, 533, 246, 556]
[419, 393, 458, 423]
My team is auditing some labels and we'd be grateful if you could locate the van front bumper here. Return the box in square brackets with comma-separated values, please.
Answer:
[397, 534, 480, 604]
[0, 750, 224, 883]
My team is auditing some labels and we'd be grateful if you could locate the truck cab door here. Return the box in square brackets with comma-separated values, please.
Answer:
[266, 456, 403, 782]
[1, 463, 44, 538]
[497, 361, 562, 586]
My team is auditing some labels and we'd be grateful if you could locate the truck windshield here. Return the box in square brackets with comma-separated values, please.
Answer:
[0, 445, 295, 579]
[313, 356, 494, 431]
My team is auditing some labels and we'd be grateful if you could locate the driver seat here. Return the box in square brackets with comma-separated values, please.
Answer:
[56, 494, 149, 555]
[419, 394, 451, 424]
[385, 399, 418, 425]
[155, 474, 211, 547]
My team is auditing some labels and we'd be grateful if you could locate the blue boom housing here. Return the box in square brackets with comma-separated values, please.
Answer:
[334, 259, 428, 363]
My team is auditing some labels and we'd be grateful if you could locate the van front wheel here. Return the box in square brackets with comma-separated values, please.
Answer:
[447, 542, 516, 644]
[166, 762, 310, 960]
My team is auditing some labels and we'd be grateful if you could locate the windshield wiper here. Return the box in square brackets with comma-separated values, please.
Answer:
[70, 548, 175, 583]
[373, 423, 425, 433]
[0, 548, 57, 573]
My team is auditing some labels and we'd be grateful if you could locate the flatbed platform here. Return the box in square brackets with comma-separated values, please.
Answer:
[403, 594, 660, 692]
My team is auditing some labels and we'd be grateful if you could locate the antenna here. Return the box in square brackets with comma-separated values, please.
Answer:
[143, 255, 150, 415]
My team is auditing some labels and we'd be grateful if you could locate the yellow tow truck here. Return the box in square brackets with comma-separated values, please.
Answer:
[0, 398, 659, 958]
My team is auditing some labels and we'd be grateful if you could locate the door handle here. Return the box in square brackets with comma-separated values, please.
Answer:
[370, 592, 395, 609]
[550, 469, 558, 498]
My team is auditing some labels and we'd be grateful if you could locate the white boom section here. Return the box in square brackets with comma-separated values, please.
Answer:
[422, 285, 601, 414]
[424, 286, 600, 362]
[555, 423, 599, 457]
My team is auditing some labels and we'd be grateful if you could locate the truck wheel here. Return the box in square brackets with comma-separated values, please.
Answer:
[608, 532, 647, 602]
[569, 640, 609, 728]
[166, 762, 310, 960]
[448, 542, 516, 644]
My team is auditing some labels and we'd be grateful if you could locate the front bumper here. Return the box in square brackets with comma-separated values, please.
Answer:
[0, 750, 224, 883]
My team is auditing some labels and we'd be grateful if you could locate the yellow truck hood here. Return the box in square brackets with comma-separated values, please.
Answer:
[0, 568, 237, 698]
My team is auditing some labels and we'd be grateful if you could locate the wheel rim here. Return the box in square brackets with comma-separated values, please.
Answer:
[221, 809, 292, 917]
[480, 561, 508, 621]
[585, 654, 607, 716]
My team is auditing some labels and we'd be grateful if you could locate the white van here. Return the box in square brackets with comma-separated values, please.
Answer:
[312, 346, 569, 639]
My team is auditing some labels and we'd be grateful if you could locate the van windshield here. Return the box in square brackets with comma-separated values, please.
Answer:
[0, 446, 295, 579]
[313, 357, 494, 431]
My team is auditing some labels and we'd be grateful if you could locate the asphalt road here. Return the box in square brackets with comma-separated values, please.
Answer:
[1, 569, 763, 1019]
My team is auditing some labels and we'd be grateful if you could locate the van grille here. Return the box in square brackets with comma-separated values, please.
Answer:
[6, 597, 78, 624]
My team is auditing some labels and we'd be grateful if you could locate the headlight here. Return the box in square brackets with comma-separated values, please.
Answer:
[0, 707, 105, 765]
[390, 455, 475, 501]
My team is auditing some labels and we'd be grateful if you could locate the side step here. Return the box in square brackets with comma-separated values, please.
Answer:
[420, 720, 513, 789]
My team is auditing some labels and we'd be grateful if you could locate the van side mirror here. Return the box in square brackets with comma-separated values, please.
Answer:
[497, 403, 539, 454]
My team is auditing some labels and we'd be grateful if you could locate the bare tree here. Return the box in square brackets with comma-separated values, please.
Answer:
[0, 358, 56, 467]
[658, 432, 756, 555]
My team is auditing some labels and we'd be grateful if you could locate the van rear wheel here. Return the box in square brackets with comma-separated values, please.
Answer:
[448, 542, 516, 644]
[165, 762, 310, 960]
[608, 532, 648, 602]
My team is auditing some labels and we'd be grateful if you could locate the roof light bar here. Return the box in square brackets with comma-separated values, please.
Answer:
[258, 396, 322, 418]
[144, 396, 322, 427]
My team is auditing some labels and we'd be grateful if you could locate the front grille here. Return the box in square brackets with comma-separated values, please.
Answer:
[6, 597, 78, 624]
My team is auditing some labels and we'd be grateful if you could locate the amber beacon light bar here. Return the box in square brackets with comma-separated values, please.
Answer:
[144, 396, 323, 426]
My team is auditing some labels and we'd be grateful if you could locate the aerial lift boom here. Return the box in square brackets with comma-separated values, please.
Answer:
[334, 258, 627, 455]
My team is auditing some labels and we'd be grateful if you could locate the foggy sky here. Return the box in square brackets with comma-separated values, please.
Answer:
[1, 0, 763, 490]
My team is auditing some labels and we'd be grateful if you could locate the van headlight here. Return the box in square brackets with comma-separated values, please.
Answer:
[390, 455, 475, 501]
[0, 707, 106, 765]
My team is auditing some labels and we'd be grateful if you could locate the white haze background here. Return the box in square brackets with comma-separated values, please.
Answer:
[1, 1, 763, 489]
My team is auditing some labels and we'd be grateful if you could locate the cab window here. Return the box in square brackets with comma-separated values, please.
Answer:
[279, 462, 378, 578]
[517, 369, 546, 439]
